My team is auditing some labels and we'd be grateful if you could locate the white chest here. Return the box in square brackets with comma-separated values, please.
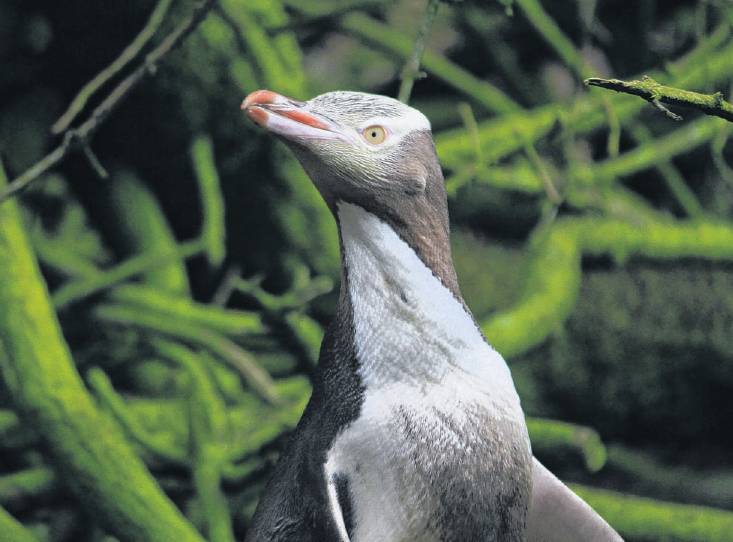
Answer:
[324, 203, 528, 541]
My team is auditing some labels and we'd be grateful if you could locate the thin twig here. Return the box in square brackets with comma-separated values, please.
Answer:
[339, 12, 521, 114]
[52, 0, 174, 133]
[398, 0, 440, 103]
[95, 304, 281, 405]
[0, 0, 217, 205]
[585, 75, 733, 123]
[629, 123, 703, 217]
[81, 142, 110, 179]
[456, 102, 482, 164]
[523, 140, 563, 204]
[88, 368, 189, 466]
[601, 96, 620, 158]
[516, 0, 594, 79]
[52, 238, 206, 309]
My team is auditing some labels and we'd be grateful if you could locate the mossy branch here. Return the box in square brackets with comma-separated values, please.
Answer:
[157, 340, 235, 542]
[109, 284, 265, 337]
[190, 135, 227, 268]
[88, 368, 189, 466]
[606, 445, 733, 509]
[0, 165, 204, 541]
[628, 123, 704, 218]
[527, 417, 607, 472]
[447, 114, 721, 216]
[0, 506, 39, 542]
[108, 171, 192, 295]
[95, 304, 280, 405]
[484, 216, 733, 358]
[585, 76, 733, 123]
[0, 467, 58, 507]
[572, 483, 733, 542]
[52, 238, 206, 309]
[435, 38, 733, 172]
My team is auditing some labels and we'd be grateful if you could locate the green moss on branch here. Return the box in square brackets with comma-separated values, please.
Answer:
[0, 166, 204, 541]
[88, 368, 188, 466]
[0, 467, 57, 506]
[0, 505, 39, 542]
[160, 341, 235, 542]
[527, 417, 606, 472]
[435, 39, 733, 172]
[572, 483, 733, 542]
[95, 304, 280, 404]
[397, 0, 440, 103]
[109, 284, 265, 336]
[191, 135, 227, 267]
[52, 238, 206, 309]
[453, 115, 722, 204]
[586, 76, 733, 123]
[484, 217, 733, 358]
[108, 171, 191, 294]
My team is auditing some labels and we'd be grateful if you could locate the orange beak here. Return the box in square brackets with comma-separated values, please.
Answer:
[241, 89, 341, 141]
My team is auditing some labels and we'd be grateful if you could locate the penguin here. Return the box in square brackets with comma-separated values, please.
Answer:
[241, 89, 623, 542]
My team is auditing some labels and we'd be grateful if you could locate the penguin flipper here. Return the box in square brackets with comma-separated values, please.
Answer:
[527, 458, 623, 542]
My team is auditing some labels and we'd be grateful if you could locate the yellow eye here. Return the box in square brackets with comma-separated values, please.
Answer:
[362, 125, 387, 145]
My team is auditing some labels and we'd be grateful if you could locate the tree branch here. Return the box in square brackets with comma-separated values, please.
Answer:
[0, 164, 205, 542]
[585, 75, 733, 123]
[51, 0, 174, 134]
[397, 0, 440, 103]
[0, 0, 218, 205]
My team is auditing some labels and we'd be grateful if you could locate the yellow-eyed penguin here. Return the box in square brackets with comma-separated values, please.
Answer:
[241, 89, 623, 542]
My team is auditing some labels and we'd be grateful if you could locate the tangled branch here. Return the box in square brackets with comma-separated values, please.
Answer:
[0, 0, 218, 205]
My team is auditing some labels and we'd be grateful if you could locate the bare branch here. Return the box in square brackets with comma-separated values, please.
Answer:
[397, 0, 441, 103]
[585, 75, 733, 123]
[0, 0, 218, 206]
[51, 0, 174, 134]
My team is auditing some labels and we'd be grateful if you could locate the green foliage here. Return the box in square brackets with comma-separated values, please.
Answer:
[0, 505, 38, 542]
[522, 262, 733, 448]
[108, 171, 191, 294]
[527, 417, 607, 472]
[191, 135, 227, 268]
[0, 166, 204, 541]
[572, 484, 733, 542]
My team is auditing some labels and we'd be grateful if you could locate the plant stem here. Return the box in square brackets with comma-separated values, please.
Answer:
[340, 11, 521, 114]
[52, 0, 174, 133]
[52, 238, 206, 309]
[397, 0, 440, 103]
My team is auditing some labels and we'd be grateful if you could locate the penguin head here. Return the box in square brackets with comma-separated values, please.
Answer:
[242, 90, 441, 210]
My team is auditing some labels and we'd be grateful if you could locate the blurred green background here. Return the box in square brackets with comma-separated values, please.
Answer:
[1, 0, 733, 540]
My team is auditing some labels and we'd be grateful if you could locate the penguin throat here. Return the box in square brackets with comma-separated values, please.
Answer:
[336, 202, 497, 388]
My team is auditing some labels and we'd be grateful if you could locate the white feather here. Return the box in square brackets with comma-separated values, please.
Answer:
[324, 202, 528, 541]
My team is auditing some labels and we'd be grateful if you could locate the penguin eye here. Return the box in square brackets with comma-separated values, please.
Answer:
[362, 125, 387, 145]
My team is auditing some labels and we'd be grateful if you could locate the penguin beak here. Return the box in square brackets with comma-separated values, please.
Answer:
[242, 90, 344, 142]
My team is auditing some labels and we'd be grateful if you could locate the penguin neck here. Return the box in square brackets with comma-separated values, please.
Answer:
[334, 201, 480, 387]
[336, 199, 461, 300]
